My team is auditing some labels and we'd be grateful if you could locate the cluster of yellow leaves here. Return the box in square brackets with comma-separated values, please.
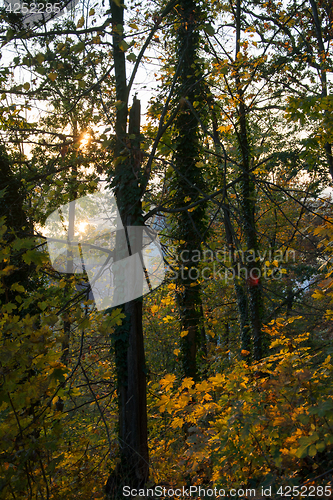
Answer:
[148, 319, 333, 489]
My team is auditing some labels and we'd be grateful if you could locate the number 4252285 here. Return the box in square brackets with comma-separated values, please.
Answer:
[277, 485, 331, 497]
[5, 3, 61, 14]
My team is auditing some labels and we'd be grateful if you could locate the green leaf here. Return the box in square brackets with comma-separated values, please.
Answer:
[22, 249, 44, 266]
[295, 445, 309, 459]
[43, 314, 58, 326]
[315, 441, 326, 453]
[36, 67, 46, 75]
[2, 302, 17, 313]
[71, 42, 85, 53]
[317, 400, 333, 417]
[126, 53, 137, 62]
[102, 139, 113, 148]
[204, 24, 215, 36]
[308, 444, 317, 457]
[6, 29, 15, 41]
[36, 53, 45, 64]
[11, 283, 25, 293]
[119, 40, 130, 52]
[114, 100, 125, 110]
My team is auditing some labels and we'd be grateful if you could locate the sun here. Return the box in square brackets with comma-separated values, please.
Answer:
[77, 221, 88, 233]
[80, 132, 90, 149]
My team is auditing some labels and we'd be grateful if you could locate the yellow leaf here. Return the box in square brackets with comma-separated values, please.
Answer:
[151, 305, 158, 314]
[209, 373, 224, 386]
[180, 330, 189, 337]
[196, 380, 210, 392]
[313, 225, 324, 236]
[163, 315, 174, 323]
[181, 377, 194, 389]
[171, 417, 184, 429]
[174, 349, 180, 356]
[159, 373, 176, 390]
[77, 16, 84, 28]
[217, 124, 232, 133]
[48, 73, 57, 81]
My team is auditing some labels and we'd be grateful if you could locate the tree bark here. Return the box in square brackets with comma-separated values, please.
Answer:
[308, 0, 333, 182]
[105, 0, 149, 493]
[173, 0, 207, 380]
[235, 0, 264, 360]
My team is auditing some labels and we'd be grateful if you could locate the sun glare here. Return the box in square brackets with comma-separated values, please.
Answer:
[77, 221, 88, 233]
[80, 132, 90, 149]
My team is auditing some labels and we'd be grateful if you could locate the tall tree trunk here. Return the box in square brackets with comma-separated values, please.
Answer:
[62, 121, 78, 366]
[0, 145, 30, 303]
[223, 203, 251, 354]
[210, 106, 251, 355]
[173, 0, 207, 380]
[235, 0, 264, 360]
[308, 0, 333, 181]
[113, 98, 149, 490]
[105, 0, 149, 490]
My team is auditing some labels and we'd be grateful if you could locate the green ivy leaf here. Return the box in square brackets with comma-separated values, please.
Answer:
[126, 53, 137, 62]
[204, 24, 215, 36]
[119, 40, 130, 52]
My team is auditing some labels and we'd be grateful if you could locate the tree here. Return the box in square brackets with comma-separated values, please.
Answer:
[170, 0, 208, 379]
